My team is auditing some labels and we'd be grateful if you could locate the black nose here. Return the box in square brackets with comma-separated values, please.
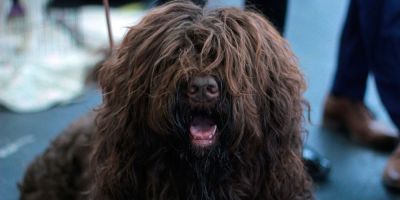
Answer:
[187, 75, 219, 102]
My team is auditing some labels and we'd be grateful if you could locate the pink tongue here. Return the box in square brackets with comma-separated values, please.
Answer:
[189, 117, 216, 140]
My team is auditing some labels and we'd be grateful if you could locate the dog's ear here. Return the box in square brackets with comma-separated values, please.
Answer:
[206, 8, 307, 154]
[245, 11, 307, 148]
[210, 9, 311, 198]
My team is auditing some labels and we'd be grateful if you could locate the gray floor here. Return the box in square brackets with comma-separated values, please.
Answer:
[1, 0, 400, 199]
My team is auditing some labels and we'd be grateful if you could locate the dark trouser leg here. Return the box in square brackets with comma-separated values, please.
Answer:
[378, 1, 400, 190]
[330, 0, 371, 101]
[326, 0, 398, 148]
[245, 0, 288, 34]
[371, 0, 400, 129]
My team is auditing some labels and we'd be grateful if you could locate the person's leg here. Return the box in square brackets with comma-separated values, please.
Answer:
[330, 0, 370, 100]
[245, 0, 287, 34]
[356, 0, 400, 190]
[372, 0, 400, 130]
[323, 0, 398, 150]
[370, 0, 400, 189]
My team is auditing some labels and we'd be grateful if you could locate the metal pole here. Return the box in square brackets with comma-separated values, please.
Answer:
[103, 0, 113, 49]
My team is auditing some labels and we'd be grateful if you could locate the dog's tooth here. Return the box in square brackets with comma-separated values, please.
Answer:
[209, 135, 213, 139]
[211, 125, 217, 135]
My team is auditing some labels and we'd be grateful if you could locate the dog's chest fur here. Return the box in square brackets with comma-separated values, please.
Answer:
[132, 149, 241, 200]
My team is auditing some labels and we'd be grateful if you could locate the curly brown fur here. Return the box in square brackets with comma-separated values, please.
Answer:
[19, 113, 95, 200]
[20, 1, 312, 200]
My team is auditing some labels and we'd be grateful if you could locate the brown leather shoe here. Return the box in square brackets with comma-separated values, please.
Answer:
[322, 95, 398, 150]
[383, 145, 400, 190]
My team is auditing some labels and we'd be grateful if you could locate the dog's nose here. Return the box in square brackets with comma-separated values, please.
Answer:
[187, 75, 219, 102]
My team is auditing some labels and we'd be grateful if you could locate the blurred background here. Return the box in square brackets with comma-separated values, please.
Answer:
[0, 0, 399, 199]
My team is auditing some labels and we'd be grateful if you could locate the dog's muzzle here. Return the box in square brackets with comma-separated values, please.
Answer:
[187, 75, 219, 103]
[186, 75, 220, 147]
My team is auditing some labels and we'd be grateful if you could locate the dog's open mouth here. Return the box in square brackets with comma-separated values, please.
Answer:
[189, 116, 218, 147]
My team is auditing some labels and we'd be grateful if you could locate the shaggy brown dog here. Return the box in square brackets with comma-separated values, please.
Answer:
[19, 1, 313, 199]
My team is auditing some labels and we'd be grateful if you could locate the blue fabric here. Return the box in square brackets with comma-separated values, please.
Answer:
[331, 0, 400, 129]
